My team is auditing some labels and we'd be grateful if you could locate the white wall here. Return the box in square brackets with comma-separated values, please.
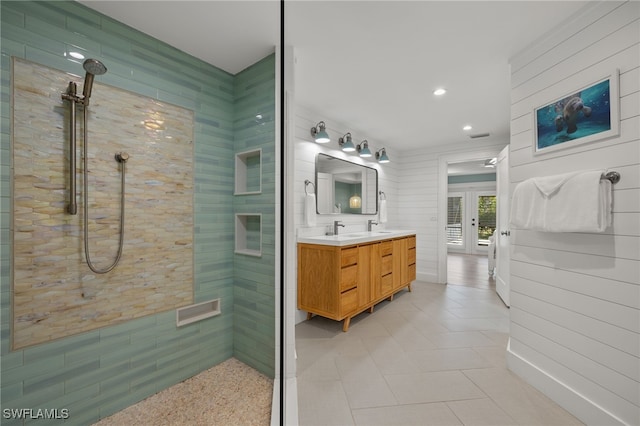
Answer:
[396, 139, 507, 283]
[506, 2, 639, 425]
[292, 104, 401, 324]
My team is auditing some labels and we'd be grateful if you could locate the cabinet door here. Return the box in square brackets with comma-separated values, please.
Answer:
[298, 244, 341, 318]
[357, 244, 371, 309]
[371, 243, 381, 299]
[407, 236, 416, 282]
[393, 239, 405, 290]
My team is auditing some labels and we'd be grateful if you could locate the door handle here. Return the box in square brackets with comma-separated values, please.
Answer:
[500, 230, 510, 236]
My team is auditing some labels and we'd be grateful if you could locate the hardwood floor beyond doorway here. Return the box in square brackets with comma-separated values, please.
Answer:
[447, 252, 494, 289]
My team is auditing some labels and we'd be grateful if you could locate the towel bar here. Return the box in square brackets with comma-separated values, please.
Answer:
[602, 171, 620, 184]
[304, 179, 316, 195]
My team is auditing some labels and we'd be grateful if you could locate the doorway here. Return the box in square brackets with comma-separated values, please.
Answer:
[447, 190, 496, 255]
[437, 148, 504, 284]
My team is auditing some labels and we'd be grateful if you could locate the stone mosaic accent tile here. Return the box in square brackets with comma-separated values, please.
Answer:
[12, 58, 194, 349]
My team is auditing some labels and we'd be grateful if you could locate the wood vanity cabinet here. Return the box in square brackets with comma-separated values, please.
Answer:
[298, 235, 416, 331]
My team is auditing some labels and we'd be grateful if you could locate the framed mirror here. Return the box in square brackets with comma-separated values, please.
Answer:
[315, 153, 378, 214]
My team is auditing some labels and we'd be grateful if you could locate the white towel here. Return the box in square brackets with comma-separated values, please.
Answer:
[379, 199, 388, 223]
[510, 170, 611, 233]
[531, 171, 581, 197]
[304, 193, 316, 226]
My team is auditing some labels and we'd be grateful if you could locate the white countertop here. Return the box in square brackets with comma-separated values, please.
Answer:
[297, 230, 416, 247]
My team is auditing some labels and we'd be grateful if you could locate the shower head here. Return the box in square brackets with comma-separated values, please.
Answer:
[81, 59, 107, 103]
[83, 58, 107, 75]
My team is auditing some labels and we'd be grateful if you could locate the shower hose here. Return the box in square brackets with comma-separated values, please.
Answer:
[82, 107, 126, 274]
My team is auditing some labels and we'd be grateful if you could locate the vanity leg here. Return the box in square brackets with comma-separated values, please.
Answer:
[388, 294, 394, 302]
[408, 283, 412, 292]
[343, 317, 351, 332]
[368, 305, 374, 313]
[306, 312, 313, 320]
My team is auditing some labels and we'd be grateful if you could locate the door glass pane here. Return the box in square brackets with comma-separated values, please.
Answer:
[477, 195, 496, 246]
[447, 196, 463, 245]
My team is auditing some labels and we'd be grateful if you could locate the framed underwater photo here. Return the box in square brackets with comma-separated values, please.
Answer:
[533, 69, 619, 156]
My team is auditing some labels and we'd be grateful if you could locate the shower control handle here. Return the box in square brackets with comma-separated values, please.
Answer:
[115, 152, 129, 163]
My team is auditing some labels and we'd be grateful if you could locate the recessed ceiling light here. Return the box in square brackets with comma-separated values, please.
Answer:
[463, 125, 472, 131]
[433, 88, 446, 96]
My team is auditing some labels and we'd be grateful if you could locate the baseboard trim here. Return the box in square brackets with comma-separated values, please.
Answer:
[506, 339, 626, 426]
[417, 271, 440, 284]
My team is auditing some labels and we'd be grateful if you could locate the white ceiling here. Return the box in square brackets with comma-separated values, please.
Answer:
[79, 1, 590, 151]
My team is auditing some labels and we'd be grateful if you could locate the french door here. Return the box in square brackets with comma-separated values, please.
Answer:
[447, 191, 496, 254]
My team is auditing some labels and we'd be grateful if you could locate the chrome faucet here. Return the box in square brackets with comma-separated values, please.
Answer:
[334, 220, 345, 235]
[367, 220, 379, 231]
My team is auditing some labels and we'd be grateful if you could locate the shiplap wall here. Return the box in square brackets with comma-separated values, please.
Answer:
[292, 105, 399, 324]
[507, 2, 639, 425]
[395, 139, 506, 283]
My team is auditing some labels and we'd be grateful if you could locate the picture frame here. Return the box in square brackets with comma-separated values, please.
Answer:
[533, 69, 619, 156]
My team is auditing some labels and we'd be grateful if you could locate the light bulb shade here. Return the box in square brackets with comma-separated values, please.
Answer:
[357, 140, 372, 157]
[339, 133, 356, 152]
[349, 194, 362, 209]
[311, 121, 330, 143]
[376, 148, 390, 163]
[342, 140, 355, 152]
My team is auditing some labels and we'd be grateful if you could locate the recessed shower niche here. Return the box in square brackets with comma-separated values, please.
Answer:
[234, 148, 262, 195]
[11, 58, 195, 349]
[235, 214, 262, 257]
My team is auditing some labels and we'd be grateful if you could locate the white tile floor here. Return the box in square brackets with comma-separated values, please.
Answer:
[295, 279, 583, 425]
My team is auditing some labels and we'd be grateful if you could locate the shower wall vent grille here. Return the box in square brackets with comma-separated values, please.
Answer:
[176, 299, 221, 327]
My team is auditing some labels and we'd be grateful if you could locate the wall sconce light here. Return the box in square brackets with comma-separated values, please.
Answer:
[349, 194, 362, 209]
[338, 132, 356, 152]
[310, 121, 330, 143]
[356, 140, 372, 157]
[375, 148, 390, 163]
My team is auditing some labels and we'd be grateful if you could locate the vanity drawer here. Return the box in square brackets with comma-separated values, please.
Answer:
[408, 264, 416, 281]
[381, 254, 393, 276]
[408, 247, 416, 264]
[340, 265, 358, 292]
[407, 236, 416, 249]
[380, 241, 394, 256]
[380, 273, 393, 294]
[341, 247, 359, 267]
[341, 288, 358, 314]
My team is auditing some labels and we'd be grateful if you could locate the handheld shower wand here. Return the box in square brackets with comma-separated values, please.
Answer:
[81, 58, 107, 106]
[62, 58, 108, 215]
[62, 59, 128, 274]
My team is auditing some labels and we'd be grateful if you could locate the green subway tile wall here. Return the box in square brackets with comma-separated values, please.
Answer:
[0, 1, 275, 423]
[233, 55, 276, 377]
